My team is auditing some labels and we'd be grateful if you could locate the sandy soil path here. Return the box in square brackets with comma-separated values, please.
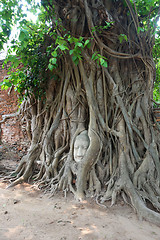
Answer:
[0, 182, 160, 240]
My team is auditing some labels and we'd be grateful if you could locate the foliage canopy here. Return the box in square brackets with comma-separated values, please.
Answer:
[0, 0, 160, 103]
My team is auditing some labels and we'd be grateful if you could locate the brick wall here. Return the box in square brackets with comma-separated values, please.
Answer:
[0, 60, 28, 148]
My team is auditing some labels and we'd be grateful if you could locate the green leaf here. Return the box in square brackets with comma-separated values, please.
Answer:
[100, 59, 108, 68]
[119, 34, 128, 43]
[91, 27, 96, 33]
[75, 42, 83, 48]
[119, 36, 123, 44]
[49, 58, 57, 65]
[124, 35, 127, 41]
[74, 58, 79, 65]
[51, 51, 57, 57]
[79, 36, 83, 42]
[1, 84, 9, 90]
[6, 82, 12, 87]
[84, 39, 91, 48]
[19, 29, 29, 41]
[137, 27, 145, 34]
[68, 37, 78, 43]
[21, 41, 28, 48]
[84, 39, 90, 46]
[48, 64, 54, 70]
[59, 45, 69, 51]
[69, 49, 74, 55]
[92, 52, 98, 61]
[72, 55, 80, 65]
[72, 55, 77, 62]
[73, 47, 82, 55]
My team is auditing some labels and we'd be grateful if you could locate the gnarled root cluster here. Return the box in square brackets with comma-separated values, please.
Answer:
[4, 0, 160, 226]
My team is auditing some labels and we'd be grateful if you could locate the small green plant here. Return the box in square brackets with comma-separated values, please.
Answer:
[48, 32, 108, 69]
[119, 34, 128, 43]
[47, 34, 92, 68]
[91, 21, 113, 33]
[92, 52, 108, 68]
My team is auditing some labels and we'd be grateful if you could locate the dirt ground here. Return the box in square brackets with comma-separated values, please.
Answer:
[0, 144, 160, 240]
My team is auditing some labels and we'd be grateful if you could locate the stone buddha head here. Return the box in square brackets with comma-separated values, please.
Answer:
[74, 130, 90, 163]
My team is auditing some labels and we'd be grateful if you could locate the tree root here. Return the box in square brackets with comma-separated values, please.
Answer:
[7, 176, 25, 188]
[124, 179, 160, 226]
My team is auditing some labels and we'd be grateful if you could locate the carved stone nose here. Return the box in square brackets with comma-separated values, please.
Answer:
[77, 148, 83, 156]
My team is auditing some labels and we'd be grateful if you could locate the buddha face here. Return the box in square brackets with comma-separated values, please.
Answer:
[74, 132, 89, 163]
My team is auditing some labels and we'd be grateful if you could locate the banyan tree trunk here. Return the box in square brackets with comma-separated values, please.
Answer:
[6, 0, 160, 225]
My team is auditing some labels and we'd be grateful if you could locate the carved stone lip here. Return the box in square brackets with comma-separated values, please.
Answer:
[75, 157, 83, 162]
